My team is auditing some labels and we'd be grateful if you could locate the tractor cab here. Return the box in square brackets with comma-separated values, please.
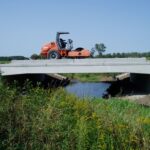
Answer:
[56, 32, 73, 50]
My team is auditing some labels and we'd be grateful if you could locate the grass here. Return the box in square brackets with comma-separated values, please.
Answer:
[0, 60, 10, 64]
[146, 57, 150, 61]
[62, 73, 116, 82]
[0, 81, 150, 149]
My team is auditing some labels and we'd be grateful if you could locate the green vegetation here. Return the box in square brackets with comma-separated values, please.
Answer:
[0, 81, 150, 150]
[95, 52, 150, 58]
[30, 53, 42, 60]
[62, 73, 115, 82]
[0, 60, 10, 64]
[0, 56, 28, 61]
[146, 57, 150, 61]
[91, 43, 150, 58]
[92, 43, 106, 57]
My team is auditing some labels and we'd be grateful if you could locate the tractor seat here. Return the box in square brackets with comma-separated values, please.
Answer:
[59, 38, 67, 49]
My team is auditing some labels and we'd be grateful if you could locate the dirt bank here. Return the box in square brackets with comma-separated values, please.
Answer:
[121, 95, 150, 106]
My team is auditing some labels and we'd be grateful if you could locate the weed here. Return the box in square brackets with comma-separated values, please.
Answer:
[0, 82, 149, 149]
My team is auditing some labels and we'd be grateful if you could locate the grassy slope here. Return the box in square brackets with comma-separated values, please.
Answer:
[0, 82, 149, 150]
[62, 73, 116, 82]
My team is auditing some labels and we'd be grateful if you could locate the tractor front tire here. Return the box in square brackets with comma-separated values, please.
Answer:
[48, 50, 61, 59]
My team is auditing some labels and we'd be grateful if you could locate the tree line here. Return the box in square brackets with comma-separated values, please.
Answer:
[0, 56, 28, 61]
[92, 43, 150, 58]
[95, 51, 150, 58]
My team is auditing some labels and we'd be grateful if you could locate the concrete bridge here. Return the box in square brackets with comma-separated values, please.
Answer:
[0, 58, 150, 75]
[0, 58, 150, 93]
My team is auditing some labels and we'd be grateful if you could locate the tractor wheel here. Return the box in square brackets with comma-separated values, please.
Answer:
[48, 50, 61, 59]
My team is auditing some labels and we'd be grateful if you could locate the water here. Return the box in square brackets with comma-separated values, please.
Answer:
[66, 82, 110, 98]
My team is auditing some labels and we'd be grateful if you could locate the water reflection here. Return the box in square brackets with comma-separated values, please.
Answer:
[66, 82, 110, 98]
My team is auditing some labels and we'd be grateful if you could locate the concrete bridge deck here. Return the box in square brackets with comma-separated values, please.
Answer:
[0, 58, 150, 75]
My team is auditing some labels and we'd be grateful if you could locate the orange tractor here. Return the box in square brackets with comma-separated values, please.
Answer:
[40, 32, 91, 59]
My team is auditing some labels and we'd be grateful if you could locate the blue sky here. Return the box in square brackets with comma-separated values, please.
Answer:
[0, 0, 150, 56]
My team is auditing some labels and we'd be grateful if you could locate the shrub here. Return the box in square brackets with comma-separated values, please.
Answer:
[0, 82, 149, 149]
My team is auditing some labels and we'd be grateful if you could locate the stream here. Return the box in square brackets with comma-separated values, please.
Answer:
[66, 82, 110, 98]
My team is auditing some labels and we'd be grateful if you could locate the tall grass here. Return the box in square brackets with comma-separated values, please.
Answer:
[0, 81, 149, 149]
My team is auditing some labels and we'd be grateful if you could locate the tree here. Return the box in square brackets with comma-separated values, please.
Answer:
[30, 54, 41, 60]
[90, 48, 96, 57]
[94, 43, 106, 57]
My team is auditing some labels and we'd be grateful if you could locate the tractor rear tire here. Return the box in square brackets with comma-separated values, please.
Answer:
[48, 50, 61, 59]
